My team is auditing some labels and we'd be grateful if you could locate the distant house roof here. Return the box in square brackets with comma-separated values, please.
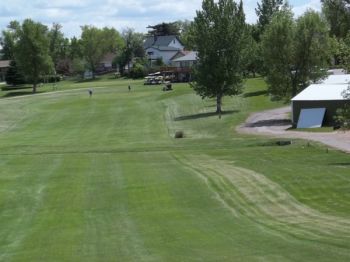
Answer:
[0, 60, 10, 68]
[143, 35, 182, 49]
[320, 74, 350, 85]
[327, 68, 347, 75]
[100, 53, 116, 64]
[172, 51, 198, 62]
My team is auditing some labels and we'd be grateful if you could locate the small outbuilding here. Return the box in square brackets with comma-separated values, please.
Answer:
[0, 60, 10, 82]
[291, 74, 350, 126]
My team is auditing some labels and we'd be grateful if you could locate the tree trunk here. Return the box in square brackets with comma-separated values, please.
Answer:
[216, 93, 222, 118]
[291, 81, 297, 97]
[33, 83, 37, 93]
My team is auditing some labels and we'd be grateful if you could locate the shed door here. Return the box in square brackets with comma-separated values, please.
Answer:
[297, 108, 326, 128]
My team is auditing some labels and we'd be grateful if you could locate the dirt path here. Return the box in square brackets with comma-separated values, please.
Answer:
[237, 106, 350, 153]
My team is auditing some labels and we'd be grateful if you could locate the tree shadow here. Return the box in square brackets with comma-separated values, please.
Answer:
[246, 119, 291, 127]
[2, 91, 44, 98]
[75, 78, 102, 83]
[1, 85, 32, 91]
[174, 110, 239, 121]
[243, 90, 268, 98]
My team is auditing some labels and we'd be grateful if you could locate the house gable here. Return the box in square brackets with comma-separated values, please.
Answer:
[143, 35, 184, 50]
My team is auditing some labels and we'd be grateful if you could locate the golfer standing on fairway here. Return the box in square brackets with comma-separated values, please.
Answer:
[88, 89, 93, 97]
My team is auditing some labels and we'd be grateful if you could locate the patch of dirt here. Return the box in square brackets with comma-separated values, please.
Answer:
[237, 106, 350, 153]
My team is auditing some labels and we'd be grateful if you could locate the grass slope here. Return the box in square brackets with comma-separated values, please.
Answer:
[0, 78, 349, 261]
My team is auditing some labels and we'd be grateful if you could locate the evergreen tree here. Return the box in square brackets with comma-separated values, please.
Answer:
[147, 22, 180, 36]
[191, 0, 246, 114]
[5, 60, 25, 86]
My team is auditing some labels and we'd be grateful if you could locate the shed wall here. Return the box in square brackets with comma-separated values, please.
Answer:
[292, 100, 348, 125]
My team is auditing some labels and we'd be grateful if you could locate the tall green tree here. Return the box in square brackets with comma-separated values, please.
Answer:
[256, 0, 285, 35]
[176, 20, 196, 49]
[321, 0, 350, 39]
[241, 25, 263, 77]
[116, 28, 145, 75]
[80, 26, 123, 78]
[262, 9, 331, 99]
[48, 23, 69, 71]
[293, 11, 331, 91]
[15, 19, 53, 93]
[0, 21, 20, 60]
[261, 8, 294, 99]
[69, 36, 83, 60]
[333, 34, 350, 71]
[191, 0, 246, 114]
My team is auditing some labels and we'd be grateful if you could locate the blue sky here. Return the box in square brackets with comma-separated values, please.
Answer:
[0, 0, 321, 38]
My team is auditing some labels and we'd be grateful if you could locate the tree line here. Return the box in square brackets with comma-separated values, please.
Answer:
[1, 0, 350, 100]
[189, 0, 350, 115]
[0, 18, 195, 93]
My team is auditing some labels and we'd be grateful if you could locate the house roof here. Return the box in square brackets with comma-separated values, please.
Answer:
[100, 53, 116, 64]
[327, 68, 347, 75]
[291, 84, 349, 101]
[0, 60, 10, 68]
[143, 35, 181, 49]
[146, 46, 180, 51]
[172, 51, 198, 62]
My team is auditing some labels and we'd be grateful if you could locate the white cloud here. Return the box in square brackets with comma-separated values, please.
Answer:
[0, 0, 322, 38]
[292, 0, 322, 17]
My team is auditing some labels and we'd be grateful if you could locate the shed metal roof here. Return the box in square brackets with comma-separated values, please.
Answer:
[291, 84, 349, 101]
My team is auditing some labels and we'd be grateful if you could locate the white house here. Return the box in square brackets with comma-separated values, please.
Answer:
[143, 35, 184, 65]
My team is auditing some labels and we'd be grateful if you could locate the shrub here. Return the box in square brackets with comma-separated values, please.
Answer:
[130, 63, 146, 79]
[39, 75, 62, 83]
[334, 105, 350, 129]
[175, 131, 184, 138]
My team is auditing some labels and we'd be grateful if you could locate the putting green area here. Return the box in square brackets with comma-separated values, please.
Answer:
[0, 78, 349, 261]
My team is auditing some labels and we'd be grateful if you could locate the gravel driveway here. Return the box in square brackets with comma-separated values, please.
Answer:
[237, 106, 350, 153]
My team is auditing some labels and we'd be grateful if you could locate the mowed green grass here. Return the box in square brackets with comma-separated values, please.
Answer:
[0, 78, 349, 261]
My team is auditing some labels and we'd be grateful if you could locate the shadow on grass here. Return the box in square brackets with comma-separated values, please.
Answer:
[246, 119, 291, 127]
[1, 85, 33, 91]
[175, 110, 239, 121]
[75, 78, 103, 83]
[2, 91, 44, 98]
[243, 90, 268, 98]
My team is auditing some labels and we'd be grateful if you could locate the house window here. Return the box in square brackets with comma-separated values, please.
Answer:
[147, 51, 154, 55]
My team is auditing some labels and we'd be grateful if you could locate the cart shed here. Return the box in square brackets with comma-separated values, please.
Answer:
[291, 75, 350, 126]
